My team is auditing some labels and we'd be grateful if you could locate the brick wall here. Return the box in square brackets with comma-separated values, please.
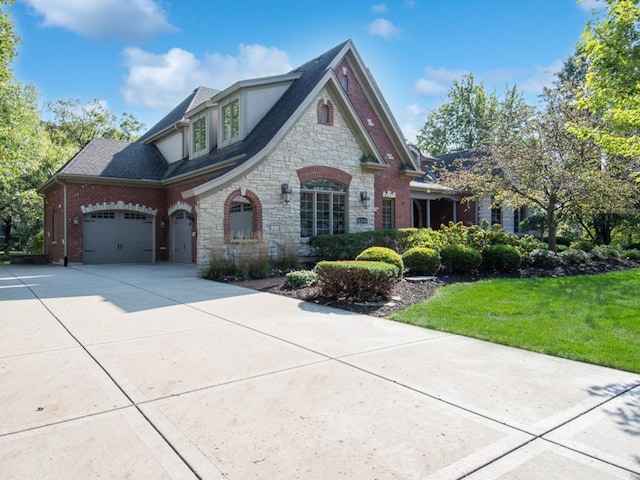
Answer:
[337, 58, 413, 229]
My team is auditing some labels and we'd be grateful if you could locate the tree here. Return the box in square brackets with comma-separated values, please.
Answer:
[557, 52, 639, 244]
[45, 98, 146, 150]
[0, 0, 18, 84]
[417, 74, 499, 156]
[575, 0, 640, 157]
[439, 81, 604, 251]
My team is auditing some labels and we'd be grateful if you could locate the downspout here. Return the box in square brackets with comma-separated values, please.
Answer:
[53, 176, 68, 266]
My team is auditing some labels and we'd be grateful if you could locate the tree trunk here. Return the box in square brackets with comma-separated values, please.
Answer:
[546, 203, 557, 252]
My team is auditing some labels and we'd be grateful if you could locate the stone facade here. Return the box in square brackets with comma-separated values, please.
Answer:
[196, 88, 376, 273]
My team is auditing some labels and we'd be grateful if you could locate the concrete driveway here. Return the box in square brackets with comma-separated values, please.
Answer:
[1, 263, 638, 479]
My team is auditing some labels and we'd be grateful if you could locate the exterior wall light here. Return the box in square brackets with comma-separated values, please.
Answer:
[160, 217, 167, 229]
[281, 183, 292, 204]
[360, 191, 371, 208]
[72, 215, 79, 225]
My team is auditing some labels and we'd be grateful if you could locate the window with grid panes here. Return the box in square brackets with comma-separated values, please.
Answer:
[382, 198, 395, 229]
[223, 99, 239, 142]
[192, 116, 207, 155]
[300, 179, 346, 237]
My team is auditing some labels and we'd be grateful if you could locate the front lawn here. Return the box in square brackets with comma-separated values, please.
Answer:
[390, 268, 640, 373]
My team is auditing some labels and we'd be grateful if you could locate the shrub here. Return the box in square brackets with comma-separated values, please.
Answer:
[439, 244, 482, 274]
[314, 260, 398, 301]
[622, 249, 640, 260]
[355, 246, 404, 277]
[559, 248, 590, 265]
[402, 247, 440, 275]
[570, 239, 595, 252]
[284, 269, 317, 288]
[482, 244, 522, 273]
[523, 248, 557, 268]
[517, 235, 546, 254]
[591, 245, 621, 260]
[309, 230, 412, 260]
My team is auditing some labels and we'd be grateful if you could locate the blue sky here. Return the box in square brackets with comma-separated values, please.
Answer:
[9, 0, 606, 143]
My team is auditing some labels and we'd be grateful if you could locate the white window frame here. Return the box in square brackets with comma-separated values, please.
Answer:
[191, 113, 208, 158]
[221, 97, 241, 146]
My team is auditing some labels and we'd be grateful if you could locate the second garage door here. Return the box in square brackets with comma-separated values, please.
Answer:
[83, 211, 153, 264]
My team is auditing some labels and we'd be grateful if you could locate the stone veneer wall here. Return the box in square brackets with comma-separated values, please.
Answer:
[196, 89, 376, 273]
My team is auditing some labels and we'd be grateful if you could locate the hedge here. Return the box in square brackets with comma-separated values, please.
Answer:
[314, 260, 398, 301]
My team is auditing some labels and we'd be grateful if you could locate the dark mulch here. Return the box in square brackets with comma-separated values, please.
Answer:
[231, 259, 640, 318]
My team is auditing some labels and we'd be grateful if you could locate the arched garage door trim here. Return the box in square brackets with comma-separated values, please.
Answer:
[81, 202, 157, 264]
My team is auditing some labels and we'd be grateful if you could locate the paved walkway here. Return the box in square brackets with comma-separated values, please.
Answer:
[1, 263, 638, 479]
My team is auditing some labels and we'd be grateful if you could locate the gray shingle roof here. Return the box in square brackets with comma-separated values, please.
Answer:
[58, 138, 167, 180]
[162, 41, 350, 181]
[137, 86, 219, 144]
[51, 41, 350, 184]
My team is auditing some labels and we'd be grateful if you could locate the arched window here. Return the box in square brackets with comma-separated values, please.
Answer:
[340, 74, 348, 92]
[317, 100, 334, 126]
[300, 179, 346, 237]
[224, 189, 262, 242]
[229, 196, 254, 239]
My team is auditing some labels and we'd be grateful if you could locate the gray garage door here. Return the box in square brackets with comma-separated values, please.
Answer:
[171, 212, 192, 263]
[83, 211, 153, 264]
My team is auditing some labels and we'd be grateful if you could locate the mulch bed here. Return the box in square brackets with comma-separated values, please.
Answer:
[231, 258, 640, 318]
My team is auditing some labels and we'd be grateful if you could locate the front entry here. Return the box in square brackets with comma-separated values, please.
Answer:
[172, 211, 192, 263]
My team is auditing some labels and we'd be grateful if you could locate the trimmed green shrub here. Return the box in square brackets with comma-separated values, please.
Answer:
[517, 235, 546, 254]
[308, 230, 413, 260]
[402, 247, 440, 275]
[523, 248, 557, 268]
[355, 246, 404, 277]
[622, 249, 640, 260]
[284, 270, 317, 288]
[482, 244, 522, 273]
[559, 248, 590, 265]
[439, 244, 482, 274]
[591, 245, 621, 260]
[314, 260, 398, 301]
[570, 239, 595, 252]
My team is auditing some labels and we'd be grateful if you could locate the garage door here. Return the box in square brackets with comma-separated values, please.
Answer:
[172, 212, 192, 263]
[83, 211, 153, 264]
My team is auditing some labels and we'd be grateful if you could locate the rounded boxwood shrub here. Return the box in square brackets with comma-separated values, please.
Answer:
[402, 247, 440, 275]
[590, 245, 621, 260]
[314, 260, 398, 301]
[482, 244, 522, 273]
[439, 244, 482, 274]
[559, 248, 590, 265]
[355, 246, 403, 277]
[523, 248, 557, 268]
[284, 269, 317, 288]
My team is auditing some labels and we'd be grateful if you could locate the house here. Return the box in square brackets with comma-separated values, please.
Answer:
[39, 40, 425, 273]
[409, 149, 529, 233]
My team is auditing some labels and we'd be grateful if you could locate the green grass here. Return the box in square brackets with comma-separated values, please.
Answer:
[391, 268, 640, 373]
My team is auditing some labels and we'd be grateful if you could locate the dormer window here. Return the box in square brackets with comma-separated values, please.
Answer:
[223, 99, 240, 143]
[191, 114, 207, 157]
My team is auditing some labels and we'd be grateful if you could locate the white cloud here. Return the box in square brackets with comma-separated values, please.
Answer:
[576, 0, 607, 12]
[367, 18, 401, 39]
[413, 67, 468, 97]
[371, 3, 388, 13]
[121, 44, 292, 110]
[401, 103, 429, 143]
[519, 60, 564, 95]
[21, 0, 176, 41]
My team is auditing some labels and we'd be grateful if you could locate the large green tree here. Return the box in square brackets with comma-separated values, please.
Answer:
[0, 0, 18, 84]
[45, 98, 146, 150]
[417, 74, 499, 156]
[575, 0, 640, 157]
[438, 74, 606, 251]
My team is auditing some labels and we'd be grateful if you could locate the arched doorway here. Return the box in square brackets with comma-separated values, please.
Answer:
[171, 211, 192, 263]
